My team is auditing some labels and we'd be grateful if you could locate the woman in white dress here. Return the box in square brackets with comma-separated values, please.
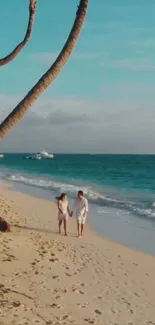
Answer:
[57, 193, 72, 236]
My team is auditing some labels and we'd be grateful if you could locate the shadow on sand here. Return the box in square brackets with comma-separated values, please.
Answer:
[13, 224, 77, 237]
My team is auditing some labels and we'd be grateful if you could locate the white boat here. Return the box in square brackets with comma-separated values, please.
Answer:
[0, 154, 4, 159]
[24, 153, 42, 160]
[35, 153, 42, 160]
[24, 151, 54, 160]
[40, 151, 54, 159]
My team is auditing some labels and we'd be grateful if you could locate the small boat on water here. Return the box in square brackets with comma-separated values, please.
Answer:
[24, 153, 42, 160]
[0, 154, 4, 159]
[24, 151, 54, 160]
[34, 153, 42, 160]
[41, 150, 54, 159]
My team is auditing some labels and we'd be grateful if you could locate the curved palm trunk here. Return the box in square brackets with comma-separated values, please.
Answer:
[0, 0, 37, 67]
[0, 0, 88, 140]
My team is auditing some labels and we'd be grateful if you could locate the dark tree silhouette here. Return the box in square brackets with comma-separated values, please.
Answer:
[0, 0, 89, 140]
[0, 0, 37, 67]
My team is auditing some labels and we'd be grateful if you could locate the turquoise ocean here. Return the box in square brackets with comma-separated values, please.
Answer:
[1, 154, 155, 255]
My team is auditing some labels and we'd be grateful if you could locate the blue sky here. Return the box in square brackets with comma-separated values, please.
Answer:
[1, 0, 155, 153]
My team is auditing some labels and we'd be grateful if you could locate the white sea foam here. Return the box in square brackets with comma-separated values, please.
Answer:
[4, 173, 155, 220]
[8, 174, 106, 200]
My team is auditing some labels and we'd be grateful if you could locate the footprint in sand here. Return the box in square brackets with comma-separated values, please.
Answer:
[94, 309, 102, 315]
[61, 315, 70, 320]
[41, 250, 47, 254]
[50, 303, 63, 309]
[71, 285, 85, 294]
[52, 275, 59, 280]
[14, 272, 21, 276]
[35, 271, 39, 275]
[79, 290, 85, 295]
[3, 257, 12, 262]
[49, 258, 59, 263]
[54, 288, 67, 294]
[80, 283, 85, 287]
[65, 273, 72, 277]
[77, 303, 87, 309]
[133, 262, 138, 266]
[84, 318, 95, 324]
[65, 266, 70, 270]
[35, 258, 40, 262]
[12, 301, 21, 307]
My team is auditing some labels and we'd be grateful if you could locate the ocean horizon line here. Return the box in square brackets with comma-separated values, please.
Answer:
[2, 152, 155, 156]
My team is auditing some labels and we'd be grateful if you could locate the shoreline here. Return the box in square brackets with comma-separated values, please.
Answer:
[4, 179, 155, 256]
[1, 158, 155, 256]
[1, 179, 154, 257]
[0, 181, 155, 324]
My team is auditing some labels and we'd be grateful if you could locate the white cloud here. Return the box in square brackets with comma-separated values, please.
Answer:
[0, 94, 97, 117]
[128, 38, 155, 51]
[100, 58, 155, 71]
[112, 58, 155, 71]
[30, 52, 58, 64]
[29, 51, 103, 64]
[1, 93, 155, 154]
[101, 82, 155, 100]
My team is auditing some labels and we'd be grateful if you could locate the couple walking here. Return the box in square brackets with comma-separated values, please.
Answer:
[57, 190, 88, 238]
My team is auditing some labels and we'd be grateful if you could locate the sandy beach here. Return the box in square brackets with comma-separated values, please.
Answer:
[0, 182, 155, 325]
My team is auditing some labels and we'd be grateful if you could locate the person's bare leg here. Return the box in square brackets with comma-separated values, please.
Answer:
[77, 222, 80, 237]
[58, 220, 62, 234]
[81, 224, 84, 236]
[64, 220, 67, 236]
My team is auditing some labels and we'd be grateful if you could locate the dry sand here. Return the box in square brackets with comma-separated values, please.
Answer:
[0, 182, 155, 325]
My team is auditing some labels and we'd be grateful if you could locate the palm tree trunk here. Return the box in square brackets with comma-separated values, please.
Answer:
[0, 0, 88, 140]
[0, 0, 37, 67]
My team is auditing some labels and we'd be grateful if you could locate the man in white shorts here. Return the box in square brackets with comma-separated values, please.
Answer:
[73, 190, 88, 237]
